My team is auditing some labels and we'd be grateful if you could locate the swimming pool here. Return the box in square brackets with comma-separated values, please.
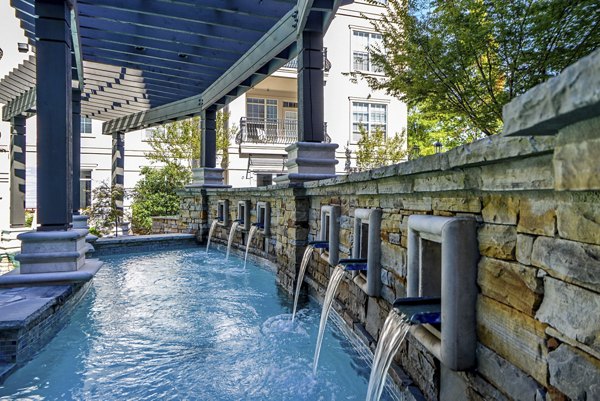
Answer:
[0, 248, 402, 400]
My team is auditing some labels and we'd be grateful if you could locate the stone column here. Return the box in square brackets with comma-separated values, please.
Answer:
[190, 105, 230, 187]
[35, 0, 73, 231]
[15, 0, 89, 275]
[72, 88, 81, 215]
[9, 115, 26, 227]
[275, 28, 338, 185]
[111, 131, 125, 214]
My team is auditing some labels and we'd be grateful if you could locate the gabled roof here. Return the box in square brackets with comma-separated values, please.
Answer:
[2, 0, 341, 132]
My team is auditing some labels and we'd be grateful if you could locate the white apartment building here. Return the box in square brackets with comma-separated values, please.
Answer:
[226, 0, 407, 187]
[0, 1, 406, 231]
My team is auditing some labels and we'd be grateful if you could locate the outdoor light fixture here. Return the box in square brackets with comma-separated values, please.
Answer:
[411, 145, 420, 159]
[433, 141, 443, 154]
[17, 43, 29, 53]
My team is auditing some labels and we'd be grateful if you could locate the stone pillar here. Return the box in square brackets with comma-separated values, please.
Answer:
[275, 28, 338, 185]
[298, 31, 325, 143]
[35, 0, 73, 231]
[111, 131, 125, 213]
[190, 105, 229, 188]
[16, 0, 89, 275]
[9, 115, 26, 227]
[72, 88, 81, 215]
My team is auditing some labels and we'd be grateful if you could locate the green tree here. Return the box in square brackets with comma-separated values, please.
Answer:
[407, 102, 484, 156]
[130, 166, 189, 234]
[133, 113, 234, 233]
[146, 116, 201, 171]
[355, 125, 407, 171]
[359, 0, 599, 136]
[84, 181, 126, 236]
[216, 111, 236, 171]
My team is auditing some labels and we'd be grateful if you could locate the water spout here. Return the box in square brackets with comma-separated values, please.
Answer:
[244, 225, 259, 268]
[313, 264, 346, 375]
[339, 258, 368, 271]
[365, 297, 441, 401]
[365, 312, 411, 401]
[225, 221, 239, 261]
[308, 240, 329, 250]
[291, 244, 315, 322]
[206, 220, 219, 254]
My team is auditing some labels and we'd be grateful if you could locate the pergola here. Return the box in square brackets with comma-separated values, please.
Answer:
[0, 0, 342, 274]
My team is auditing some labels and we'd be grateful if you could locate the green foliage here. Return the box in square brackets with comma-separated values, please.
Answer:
[130, 165, 190, 234]
[132, 113, 233, 233]
[24, 210, 34, 227]
[145, 117, 201, 169]
[407, 103, 485, 156]
[355, 125, 407, 171]
[360, 0, 600, 137]
[83, 181, 126, 235]
[216, 111, 236, 170]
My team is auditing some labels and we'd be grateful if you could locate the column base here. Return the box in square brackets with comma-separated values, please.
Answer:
[274, 142, 339, 184]
[187, 167, 232, 188]
[72, 214, 98, 253]
[15, 229, 89, 274]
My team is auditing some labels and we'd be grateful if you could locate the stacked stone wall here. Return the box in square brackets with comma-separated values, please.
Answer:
[164, 51, 600, 401]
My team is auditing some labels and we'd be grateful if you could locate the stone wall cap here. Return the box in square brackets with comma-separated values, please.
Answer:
[284, 142, 340, 152]
[0, 259, 103, 288]
[17, 229, 88, 242]
[502, 48, 600, 137]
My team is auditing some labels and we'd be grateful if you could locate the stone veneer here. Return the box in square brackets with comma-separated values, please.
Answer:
[154, 50, 600, 401]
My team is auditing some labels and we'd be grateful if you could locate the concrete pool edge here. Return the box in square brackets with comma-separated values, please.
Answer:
[0, 280, 94, 384]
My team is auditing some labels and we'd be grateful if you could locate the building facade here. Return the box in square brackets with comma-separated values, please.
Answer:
[226, 1, 407, 187]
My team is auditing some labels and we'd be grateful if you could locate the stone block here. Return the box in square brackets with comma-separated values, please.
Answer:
[477, 344, 545, 401]
[548, 344, 600, 401]
[477, 295, 548, 385]
[554, 135, 600, 191]
[482, 196, 519, 225]
[365, 297, 389, 341]
[518, 199, 556, 236]
[414, 172, 467, 192]
[378, 179, 413, 195]
[477, 257, 543, 315]
[531, 236, 600, 293]
[537, 277, 600, 354]
[389, 233, 401, 245]
[516, 234, 535, 265]
[478, 224, 517, 260]
[556, 202, 600, 245]
[432, 197, 481, 213]
[402, 197, 432, 211]
[479, 155, 554, 191]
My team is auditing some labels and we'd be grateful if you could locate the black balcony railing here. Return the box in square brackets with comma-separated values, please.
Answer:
[282, 48, 331, 72]
[236, 117, 330, 145]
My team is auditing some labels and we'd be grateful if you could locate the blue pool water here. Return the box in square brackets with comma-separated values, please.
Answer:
[0, 248, 401, 401]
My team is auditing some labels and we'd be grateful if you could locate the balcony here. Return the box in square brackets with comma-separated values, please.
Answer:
[282, 48, 332, 72]
[236, 117, 330, 147]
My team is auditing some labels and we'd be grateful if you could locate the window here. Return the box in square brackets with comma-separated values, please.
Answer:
[246, 98, 278, 139]
[352, 30, 383, 73]
[80, 170, 92, 209]
[81, 117, 92, 134]
[351, 102, 387, 142]
[246, 98, 278, 120]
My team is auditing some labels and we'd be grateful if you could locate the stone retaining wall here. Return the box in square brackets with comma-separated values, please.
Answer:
[151, 216, 185, 234]
[159, 50, 600, 401]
